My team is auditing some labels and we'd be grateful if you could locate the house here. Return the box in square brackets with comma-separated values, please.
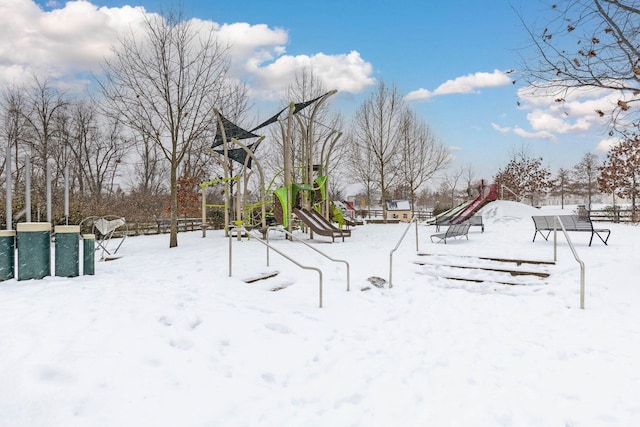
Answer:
[385, 199, 411, 223]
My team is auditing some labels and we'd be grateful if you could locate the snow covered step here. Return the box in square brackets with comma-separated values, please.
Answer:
[242, 270, 280, 283]
[241, 270, 297, 292]
[414, 254, 553, 286]
[416, 263, 548, 286]
[415, 254, 553, 276]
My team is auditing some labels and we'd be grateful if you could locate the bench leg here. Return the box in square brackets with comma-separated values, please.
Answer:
[592, 230, 610, 246]
[533, 229, 551, 242]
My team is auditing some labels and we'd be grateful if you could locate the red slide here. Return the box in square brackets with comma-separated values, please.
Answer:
[451, 184, 498, 223]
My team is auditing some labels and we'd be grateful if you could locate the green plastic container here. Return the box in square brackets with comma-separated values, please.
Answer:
[82, 234, 95, 275]
[17, 222, 51, 281]
[0, 230, 16, 281]
[55, 225, 80, 277]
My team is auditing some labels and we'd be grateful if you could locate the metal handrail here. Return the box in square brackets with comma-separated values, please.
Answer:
[552, 216, 586, 309]
[389, 215, 419, 288]
[263, 225, 350, 291]
[228, 226, 324, 308]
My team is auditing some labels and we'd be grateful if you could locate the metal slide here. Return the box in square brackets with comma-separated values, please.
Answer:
[425, 200, 473, 226]
[451, 184, 498, 224]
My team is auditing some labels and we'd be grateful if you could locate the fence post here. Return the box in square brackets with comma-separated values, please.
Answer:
[0, 230, 16, 281]
[82, 234, 95, 275]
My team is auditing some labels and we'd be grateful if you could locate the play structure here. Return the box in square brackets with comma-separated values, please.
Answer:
[209, 90, 347, 240]
[293, 207, 351, 242]
[427, 183, 498, 227]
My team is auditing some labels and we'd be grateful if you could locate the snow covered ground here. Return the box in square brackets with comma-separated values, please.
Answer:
[1, 201, 639, 426]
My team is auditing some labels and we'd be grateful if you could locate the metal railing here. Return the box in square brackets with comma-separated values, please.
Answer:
[228, 225, 324, 308]
[552, 216, 586, 309]
[264, 225, 350, 291]
[388, 215, 419, 288]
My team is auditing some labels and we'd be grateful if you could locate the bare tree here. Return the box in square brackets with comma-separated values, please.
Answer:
[99, 7, 232, 247]
[271, 69, 343, 204]
[346, 132, 377, 218]
[442, 167, 465, 208]
[128, 131, 167, 196]
[520, 0, 640, 135]
[551, 167, 572, 209]
[462, 163, 478, 198]
[69, 100, 129, 205]
[397, 108, 450, 214]
[188, 80, 251, 183]
[20, 77, 70, 217]
[0, 85, 30, 192]
[573, 152, 601, 208]
[350, 81, 404, 222]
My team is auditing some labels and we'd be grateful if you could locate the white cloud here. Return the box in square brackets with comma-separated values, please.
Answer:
[0, 0, 149, 86]
[596, 137, 621, 152]
[405, 70, 513, 101]
[491, 123, 557, 141]
[491, 82, 616, 141]
[491, 123, 511, 134]
[0, 0, 375, 99]
[251, 51, 375, 98]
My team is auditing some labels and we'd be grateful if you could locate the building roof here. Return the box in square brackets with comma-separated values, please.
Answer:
[385, 199, 411, 210]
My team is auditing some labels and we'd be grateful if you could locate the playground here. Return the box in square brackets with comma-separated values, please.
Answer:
[0, 90, 353, 281]
[199, 90, 346, 240]
[0, 200, 639, 426]
[1, 91, 638, 426]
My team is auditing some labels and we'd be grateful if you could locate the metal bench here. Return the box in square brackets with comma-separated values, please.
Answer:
[430, 223, 471, 244]
[532, 215, 610, 246]
[435, 215, 484, 232]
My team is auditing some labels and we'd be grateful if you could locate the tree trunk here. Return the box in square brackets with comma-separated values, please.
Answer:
[169, 157, 178, 248]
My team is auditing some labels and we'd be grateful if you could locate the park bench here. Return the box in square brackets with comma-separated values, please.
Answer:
[435, 215, 484, 232]
[430, 223, 471, 244]
[531, 215, 611, 246]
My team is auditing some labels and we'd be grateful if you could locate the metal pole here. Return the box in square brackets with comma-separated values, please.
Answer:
[250, 229, 323, 308]
[580, 264, 585, 309]
[284, 103, 294, 236]
[553, 216, 586, 309]
[214, 110, 231, 237]
[201, 186, 207, 237]
[228, 226, 232, 277]
[389, 215, 418, 288]
[553, 218, 557, 262]
[230, 137, 267, 231]
[25, 156, 31, 222]
[64, 166, 69, 225]
[5, 145, 12, 230]
[46, 161, 52, 223]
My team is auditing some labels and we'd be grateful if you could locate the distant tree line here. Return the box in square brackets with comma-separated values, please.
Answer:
[0, 6, 458, 240]
[4, 1, 640, 240]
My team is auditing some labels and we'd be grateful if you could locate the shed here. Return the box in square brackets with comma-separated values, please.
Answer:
[385, 199, 411, 222]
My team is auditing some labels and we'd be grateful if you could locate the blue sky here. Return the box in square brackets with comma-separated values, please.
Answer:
[2, 0, 617, 182]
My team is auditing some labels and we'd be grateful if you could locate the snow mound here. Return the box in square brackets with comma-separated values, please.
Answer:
[477, 200, 541, 224]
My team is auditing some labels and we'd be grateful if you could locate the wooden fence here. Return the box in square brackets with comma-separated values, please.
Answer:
[589, 207, 638, 223]
[96, 206, 639, 238]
